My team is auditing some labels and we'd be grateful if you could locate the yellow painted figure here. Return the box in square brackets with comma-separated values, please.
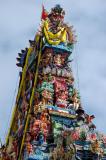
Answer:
[43, 20, 67, 45]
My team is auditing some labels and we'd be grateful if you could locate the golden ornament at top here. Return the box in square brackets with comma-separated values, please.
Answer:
[43, 20, 67, 45]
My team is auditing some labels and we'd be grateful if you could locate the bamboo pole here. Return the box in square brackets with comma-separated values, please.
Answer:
[6, 48, 33, 145]
[18, 40, 42, 160]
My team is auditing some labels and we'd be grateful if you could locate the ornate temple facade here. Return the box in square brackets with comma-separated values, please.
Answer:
[0, 5, 106, 160]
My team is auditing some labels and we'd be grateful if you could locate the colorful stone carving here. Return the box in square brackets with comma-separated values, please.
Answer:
[1, 4, 106, 160]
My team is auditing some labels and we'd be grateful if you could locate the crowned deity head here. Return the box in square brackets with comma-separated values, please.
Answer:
[48, 5, 65, 26]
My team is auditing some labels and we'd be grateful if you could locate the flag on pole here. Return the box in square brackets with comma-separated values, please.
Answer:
[41, 5, 48, 20]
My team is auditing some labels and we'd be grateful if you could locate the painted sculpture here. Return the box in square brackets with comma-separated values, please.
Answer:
[0, 4, 106, 160]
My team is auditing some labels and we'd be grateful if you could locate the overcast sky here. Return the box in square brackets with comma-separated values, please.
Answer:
[0, 0, 106, 143]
